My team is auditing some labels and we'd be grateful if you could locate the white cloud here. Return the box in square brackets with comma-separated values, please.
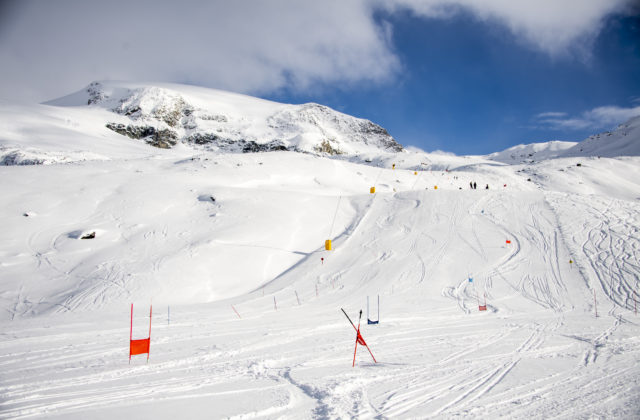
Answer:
[0, 0, 635, 103]
[378, 0, 633, 57]
[0, 0, 399, 102]
[535, 105, 640, 131]
[536, 112, 568, 119]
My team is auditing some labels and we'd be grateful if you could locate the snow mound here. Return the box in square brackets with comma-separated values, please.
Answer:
[0, 146, 109, 166]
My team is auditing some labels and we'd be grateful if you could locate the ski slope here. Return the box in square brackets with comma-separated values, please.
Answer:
[1, 145, 639, 419]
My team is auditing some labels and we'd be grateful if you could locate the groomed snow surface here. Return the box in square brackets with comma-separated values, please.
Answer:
[1, 147, 639, 419]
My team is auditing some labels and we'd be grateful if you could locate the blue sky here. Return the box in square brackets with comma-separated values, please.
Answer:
[1, 1, 639, 155]
[264, 9, 640, 155]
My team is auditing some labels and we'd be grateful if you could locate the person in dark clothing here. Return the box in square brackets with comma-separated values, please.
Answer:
[473, 182, 477, 190]
[470, 181, 473, 189]
[485, 184, 489, 189]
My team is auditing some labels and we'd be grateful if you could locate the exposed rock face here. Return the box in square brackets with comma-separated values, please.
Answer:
[85, 82, 403, 155]
[0, 151, 45, 166]
[105, 123, 177, 149]
[87, 82, 106, 105]
[314, 139, 343, 155]
[184, 134, 290, 153]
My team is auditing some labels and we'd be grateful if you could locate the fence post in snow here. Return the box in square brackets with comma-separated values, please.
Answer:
[295, 291, 300, 305]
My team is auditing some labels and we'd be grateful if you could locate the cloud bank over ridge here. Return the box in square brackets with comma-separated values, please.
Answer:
[0, 0, 635, 103]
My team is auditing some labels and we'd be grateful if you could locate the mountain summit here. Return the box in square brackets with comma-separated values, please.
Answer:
[46, 81, 403, 156]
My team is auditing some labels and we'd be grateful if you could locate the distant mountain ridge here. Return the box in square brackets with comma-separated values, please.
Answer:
[486, 140, 577, 164]
[487, 115, 640, 164]
[561, 115, 640, 158]
[46, 81, 403, 156]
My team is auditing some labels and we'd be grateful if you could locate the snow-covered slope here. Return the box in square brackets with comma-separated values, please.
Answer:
[42, 81, 402, 157]
[1, 86, 640, 418]
[561, 115, 640, 157]
[487, 140, 577, 164]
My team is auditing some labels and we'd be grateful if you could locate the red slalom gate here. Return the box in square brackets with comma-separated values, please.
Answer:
[130, 303, 152, 363]
[478, 293, 487, 311]
[341, 308, 377, 367]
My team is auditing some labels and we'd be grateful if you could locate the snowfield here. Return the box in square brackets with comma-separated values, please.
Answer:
[1, 86, 639, 419]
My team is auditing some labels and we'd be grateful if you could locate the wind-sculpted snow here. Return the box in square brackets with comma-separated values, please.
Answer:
[1, 149, 639, 418]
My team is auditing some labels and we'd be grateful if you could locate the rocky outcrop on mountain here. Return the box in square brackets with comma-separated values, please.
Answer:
[105, 123, 178, 149]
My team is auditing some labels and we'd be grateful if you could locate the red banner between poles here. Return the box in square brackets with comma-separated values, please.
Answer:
[130, 303, 152, 363]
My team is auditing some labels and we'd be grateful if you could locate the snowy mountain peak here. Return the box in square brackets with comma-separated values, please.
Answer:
[47, 81, 403, 155]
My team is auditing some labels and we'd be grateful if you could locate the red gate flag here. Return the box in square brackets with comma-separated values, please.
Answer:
[479, 293, 487, 311]
[130, 338, 150, 355]
[130, 303, 152, 363]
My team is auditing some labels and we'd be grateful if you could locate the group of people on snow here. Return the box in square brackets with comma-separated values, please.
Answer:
[469, 181, 489, 190]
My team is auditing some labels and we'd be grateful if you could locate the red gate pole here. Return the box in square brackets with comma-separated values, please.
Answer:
[129, 303, 133, 364]
[353, 325, 359, 367]
[147, 304, 152, 362]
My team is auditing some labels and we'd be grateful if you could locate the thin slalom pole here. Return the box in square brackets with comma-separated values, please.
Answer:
[328, 195, 342, 238]
[363, 338, 377, 364]
[353, 310, 362, 367]
[147, 304, 152, 362]
[341, 308, 357, 332]
[411, 170, 421, 190]
[129, 303, 133, 364]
